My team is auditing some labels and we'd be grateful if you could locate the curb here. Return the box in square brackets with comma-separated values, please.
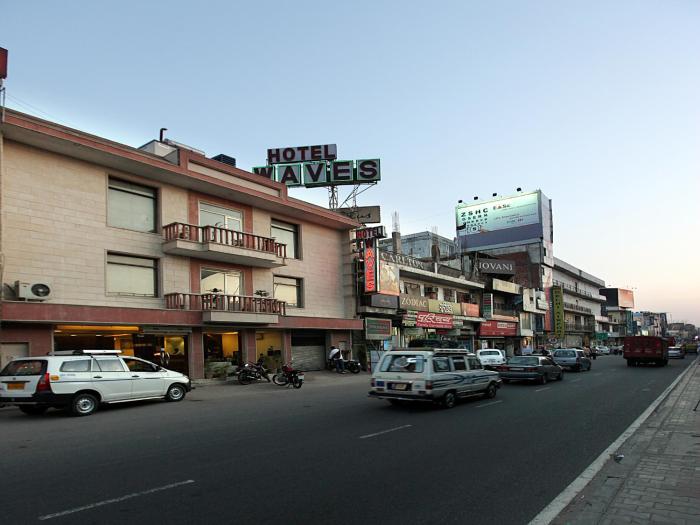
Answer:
[529, 357, 699, 525]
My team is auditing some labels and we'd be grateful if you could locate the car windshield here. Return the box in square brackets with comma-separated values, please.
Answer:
[507, 357, 539, 366]
[0, 360, 47, 376]
[555, 350, 576, 357]
[380, 355, 425, 373]
[480, 351, 501, 356]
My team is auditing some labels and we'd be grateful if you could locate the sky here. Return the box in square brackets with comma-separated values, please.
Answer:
[3, 1, 699, 324]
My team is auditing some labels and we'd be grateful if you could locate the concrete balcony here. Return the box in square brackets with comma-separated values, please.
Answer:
[165, 293, 285, 324]
[162, 222, 287, 268]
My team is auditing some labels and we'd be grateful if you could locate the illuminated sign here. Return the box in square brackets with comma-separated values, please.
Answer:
[253, 159, 380, 188]
[552, 286, 565, 338]
[364, 241, 378, 293]
[354, 226, 387, 241]
[477, 259, 516, 275]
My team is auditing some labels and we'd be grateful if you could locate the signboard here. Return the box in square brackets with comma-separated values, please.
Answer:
[400, 294, 429, 311]
[428, 299, 461, 315]
[0, 47, 7, 80]
[477, 259, 516, 275]
[461, 303, 480, 317]
[267, 144, 337, 164]
[618, 289, 635, 309]
[337, 206, 381, 224]
[483, 293, 493, 319]
[364, 240, 378, 293]
[253, 158, 380, 187]
[455, 191, 549, 251]
[492, 278, 521, 294]
[367, 294, 399, 309]
[380, 251, 430, 271]
[402, 314, 417, 327]
[379, 261, 400, 296]
[479, 321, 518, 337]
[416, 312, 453, 329]
[355, 226, 387, 241]
[365, 318, 392, 340]
[552, 286, 565, 339]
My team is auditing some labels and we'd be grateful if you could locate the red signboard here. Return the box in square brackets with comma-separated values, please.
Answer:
[461, 303, 479, 317]
[479, 321, 517, 337]
[416, 311, 453, 329]
[0, 48, 7, 80]
[364, 242, 377, 293]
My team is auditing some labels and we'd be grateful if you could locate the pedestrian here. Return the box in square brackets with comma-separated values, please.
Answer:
[329, 345, 345, 373]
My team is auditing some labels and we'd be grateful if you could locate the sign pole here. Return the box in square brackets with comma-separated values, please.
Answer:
[328, 186, 338, 210]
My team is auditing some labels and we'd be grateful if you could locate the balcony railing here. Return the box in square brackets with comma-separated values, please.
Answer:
[553, 280, 604, 301]
[163, 222, 287, 259]
[165, 293, 286, 316]
[563, 301, 593, 314]
[564, 322, 595, 332]
[493, 308, 518, 318]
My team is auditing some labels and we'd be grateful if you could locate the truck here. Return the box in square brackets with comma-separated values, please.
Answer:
[623, 336, 669, 367]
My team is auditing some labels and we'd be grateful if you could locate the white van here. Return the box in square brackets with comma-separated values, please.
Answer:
[369, 349, 502, 408]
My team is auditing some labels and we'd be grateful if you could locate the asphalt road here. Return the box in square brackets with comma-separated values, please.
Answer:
[0, 355, 693, 525]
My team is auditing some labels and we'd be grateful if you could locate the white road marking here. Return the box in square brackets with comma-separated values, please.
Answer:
[476, 400, 503, 408]
[38, 480, 195, 521]
[359, 424, 412, 439]
[534, 387, 551, 392]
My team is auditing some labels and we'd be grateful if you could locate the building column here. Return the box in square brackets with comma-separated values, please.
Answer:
[282, 330, 292, 364]
[189, 328, 204, 379]
[241, 329, 257, 363]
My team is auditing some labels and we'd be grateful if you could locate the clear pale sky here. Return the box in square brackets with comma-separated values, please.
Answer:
[3, 1, 699, 324]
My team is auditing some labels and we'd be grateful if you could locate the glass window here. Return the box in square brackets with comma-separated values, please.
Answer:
[380, 355, 425, 373]
[106, 254, 157, 296]
[60, 360, 91, 372]
[273, 276, 302, 308]
[271, 220, 299, 258]
[451, 356, 467, 371]
[468, 357, 482, 370]
[0, 360, 46, 376]
[199, 203, 243, 231]
[433, 357, 451, 372]
[94, 358, 126, 372]
[122, 358, 158, 372]
[201, 268, 242, 295]
[507, 356, 539, 366]
[108, 178, 156, 233]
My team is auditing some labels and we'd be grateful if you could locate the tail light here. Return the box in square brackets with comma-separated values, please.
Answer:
[497, 365, 508, 371]
[525, 367, 537, 372]
[36, 372, 52, 393]
[371, 378, 376, 387]
[425, 381, 433, 390]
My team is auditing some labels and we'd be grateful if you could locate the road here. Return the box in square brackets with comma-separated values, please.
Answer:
[0, 355, 693, 525]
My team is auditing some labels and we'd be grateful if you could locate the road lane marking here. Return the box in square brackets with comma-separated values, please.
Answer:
[38, 480, 195, 521]
[476, 400, 503, 408]
[359, 424, 412, 439]
[534, 387, 550, 392]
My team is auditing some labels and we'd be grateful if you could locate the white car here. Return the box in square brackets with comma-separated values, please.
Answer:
[595, 346, 610, 355]
[476, 349, 506, 369]
[0, 350, 191, 416]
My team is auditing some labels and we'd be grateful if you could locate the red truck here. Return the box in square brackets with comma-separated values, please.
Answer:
[623, 336, 669, 367]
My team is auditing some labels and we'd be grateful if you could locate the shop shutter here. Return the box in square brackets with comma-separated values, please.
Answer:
[291, 345, 326, 371]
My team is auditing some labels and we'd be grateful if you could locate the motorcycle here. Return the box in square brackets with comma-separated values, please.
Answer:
[326, 358, 361, 374]
[272, 363, 304, 389]
[237, 360, 271, 385]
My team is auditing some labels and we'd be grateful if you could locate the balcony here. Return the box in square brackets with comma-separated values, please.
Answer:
[165, 293, 285, 324]
[553, 280, 606, 302]
[565, 322, 595, 333]
[162, 223, 287, 268]
[563, 301, 593, 315]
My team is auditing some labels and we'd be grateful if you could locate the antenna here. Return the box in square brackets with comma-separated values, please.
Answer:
[392, 211, 400, 233]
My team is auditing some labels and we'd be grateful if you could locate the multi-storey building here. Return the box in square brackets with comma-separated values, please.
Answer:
[377, 230, 457, 260]
[600, 288, 635, 347]
[0, 110, 362, 377]
[632, 312, 668, 337]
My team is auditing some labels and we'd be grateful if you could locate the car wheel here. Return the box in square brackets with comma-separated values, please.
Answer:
[165, 384, 187, 402]
[540, 373, 548, 385]
[442, 391, 457, 409]
[19, 405, 48, 416]
[71, 393, 98, 417]
[483, 383, 497, 399]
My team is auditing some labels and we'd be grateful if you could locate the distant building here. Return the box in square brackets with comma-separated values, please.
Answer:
[378, 231, 457, 260]
[600, 288, 635, 346]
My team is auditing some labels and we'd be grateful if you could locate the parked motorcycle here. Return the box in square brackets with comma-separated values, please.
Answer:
[326, 358, 361, 374]
[272, 363, 305, 389]
[237, 360, 271, 385]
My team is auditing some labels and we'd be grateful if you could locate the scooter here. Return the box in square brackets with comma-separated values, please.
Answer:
[237, 360, 271, 385]
[272, 363, 305, 389]
[326, 358, 361, 374]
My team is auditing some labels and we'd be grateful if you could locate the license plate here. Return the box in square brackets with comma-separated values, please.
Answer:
[297, 374, 304, 381]
[391, 383, 408, 391]
[509, 367, 523, 371]
[7, 383, 25, 390]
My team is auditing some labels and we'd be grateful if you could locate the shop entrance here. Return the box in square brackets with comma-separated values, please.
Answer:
[256, 331, 283, 372]
[203, 332, 241, 379]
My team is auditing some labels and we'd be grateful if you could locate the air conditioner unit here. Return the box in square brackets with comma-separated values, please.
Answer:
[15, 281, 52, 301]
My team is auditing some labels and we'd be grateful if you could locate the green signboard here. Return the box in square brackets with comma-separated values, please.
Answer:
[552, 286, 565, 339]
[365, 318, 392, 341]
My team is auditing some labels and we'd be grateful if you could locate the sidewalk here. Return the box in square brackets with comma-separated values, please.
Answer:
[540, 357, 700, 524]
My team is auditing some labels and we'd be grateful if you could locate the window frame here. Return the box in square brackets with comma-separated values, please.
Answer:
[270, 219, 301, 259]
[198, 201, 244, 231]
[272, 275, 303, 308]
[107, 177, 158, 234]
[105, 252, 159, 297]
[200, 267, 244, 296]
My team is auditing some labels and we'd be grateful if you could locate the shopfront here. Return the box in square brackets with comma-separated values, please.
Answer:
[478, 321, 519, 357]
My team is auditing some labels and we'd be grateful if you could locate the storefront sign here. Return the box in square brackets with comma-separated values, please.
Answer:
[536, 299, 549, 311]
[477, 259, 515, 275]
[254, 157, 381, 187]
[403, 327, 424, 336]
[461, 303, 480, 317]
[380, 251, 430, 271]
[379, 261, 400, 296]
[337, 205, 381, 224]
[483, 293, 493, 319]
[416, 312, 453, 329]
[436, 329, 461, 336]
[400, 294, 429, 311]
[552, 286, 565, 339]
[141, 326, 192, 335]
[364, 240, 378, 293]
[365, 318, 392, 340]
[428, 299, 461, 315]
[492, 278, 521, 294]
[479, 321, 518, 337]
[267, 144, 337, 164]
[402, 315, 417, 327]
[354, 226, 387, 241]
[368, 294, 399, 309]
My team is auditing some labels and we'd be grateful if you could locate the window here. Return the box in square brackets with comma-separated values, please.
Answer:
[380, 355, 425, 373]
[273, 276, 302, 307]
[123, 358, 158, 372]
[201, 268, 242, 295]
[107, 178, 156, 233]
[106, 254, 158, 296]
[60, 360, 92, 372]
[443, 288, 456, 302]
[0, 360, 46, 376]
[451, 356, 467, 371]
[199, 203, 243, 231]
[433, 357, 450, 372]
[271, 220, 299, 258]
[468, 357, 482, 370]
[94, 358, 126, 372]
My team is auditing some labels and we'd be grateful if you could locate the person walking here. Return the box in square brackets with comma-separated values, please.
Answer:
[329, 345, 345, 373]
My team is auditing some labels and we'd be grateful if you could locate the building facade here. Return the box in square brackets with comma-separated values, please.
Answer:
[0, 110, 362, 377]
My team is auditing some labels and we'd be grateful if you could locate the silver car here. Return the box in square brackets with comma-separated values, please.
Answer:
[667, 346, 685, 359]
[552, 348, 591, 372]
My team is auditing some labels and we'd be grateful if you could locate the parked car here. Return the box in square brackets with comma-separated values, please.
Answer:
[552, 348, 591, 372]
[497, 356, 563, 384]
[595, 346, 610, 355]
[667, 346, 685, 359]
[369, 349, 502, 408]
[407, 339, 459, 349]
[476, 349, 506, 370]
[0, 350, 192, 416]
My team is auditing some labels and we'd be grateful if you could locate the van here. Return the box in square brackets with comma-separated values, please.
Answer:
[369, 349, 502, 408]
